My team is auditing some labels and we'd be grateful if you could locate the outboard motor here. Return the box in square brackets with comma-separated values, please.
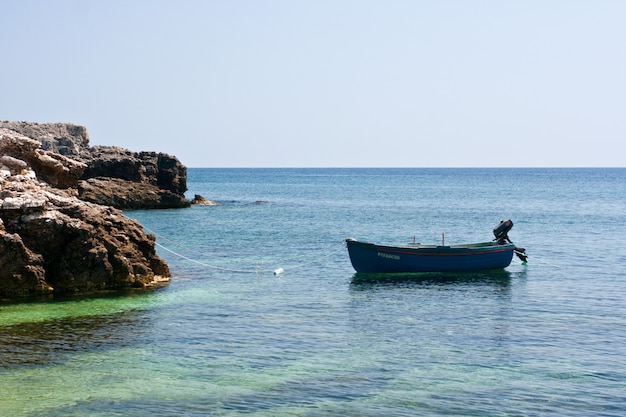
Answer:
[493, 219, 528, 263]
[493, 219, 514, 244]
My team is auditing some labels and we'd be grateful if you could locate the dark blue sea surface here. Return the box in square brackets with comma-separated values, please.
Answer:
[2, 168, 626, 416]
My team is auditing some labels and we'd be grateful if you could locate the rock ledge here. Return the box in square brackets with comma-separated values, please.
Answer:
[0, 127, 172, 297]
[0, 121, 190, 209]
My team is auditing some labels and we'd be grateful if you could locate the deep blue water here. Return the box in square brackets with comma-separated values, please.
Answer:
[1, 168, 626, 416]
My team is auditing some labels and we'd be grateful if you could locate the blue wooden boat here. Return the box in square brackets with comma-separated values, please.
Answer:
[346, 220, 527, 273]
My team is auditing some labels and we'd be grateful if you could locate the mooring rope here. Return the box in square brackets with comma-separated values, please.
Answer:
[524, 254, 564, 270]
[140, 222, 345, 275]
[153, 240, 273, 274]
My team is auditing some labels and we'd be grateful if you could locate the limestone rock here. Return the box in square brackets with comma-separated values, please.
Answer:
[78, 177, 191, 210]
[0, 121, 89, 157]
[0, 130, 171, 297]
[0, 225, 50, 296]
[79, 147, 190, 208]
[0, 121, 189, 208]
[0, 128, 86, 188]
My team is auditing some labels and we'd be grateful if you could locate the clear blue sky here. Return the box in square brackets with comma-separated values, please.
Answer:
[2, 0, 625, 167]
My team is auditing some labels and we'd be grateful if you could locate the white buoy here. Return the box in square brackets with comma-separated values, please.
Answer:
[273, 268, 284, 276]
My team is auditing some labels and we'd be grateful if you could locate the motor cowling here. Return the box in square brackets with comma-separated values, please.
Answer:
[493, 219, 528, 263]
[493, 219, 513, 244]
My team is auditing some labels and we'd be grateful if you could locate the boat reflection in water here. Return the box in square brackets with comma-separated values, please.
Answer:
[349, 268, 515, 288]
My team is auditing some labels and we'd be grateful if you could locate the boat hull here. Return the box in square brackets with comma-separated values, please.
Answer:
[346, 239, 515, 273]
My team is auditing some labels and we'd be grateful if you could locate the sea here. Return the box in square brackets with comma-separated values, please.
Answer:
[1, 168, 626, 416]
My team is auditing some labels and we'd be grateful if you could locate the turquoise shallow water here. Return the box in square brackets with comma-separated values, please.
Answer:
[1, 168, 626, 416]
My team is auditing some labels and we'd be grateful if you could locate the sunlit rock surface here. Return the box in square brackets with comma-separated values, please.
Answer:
[0, 127, 171, 297]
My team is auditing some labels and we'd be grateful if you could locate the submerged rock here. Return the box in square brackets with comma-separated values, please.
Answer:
[0, 128, 171, 297]
[191, 194, 220, 205]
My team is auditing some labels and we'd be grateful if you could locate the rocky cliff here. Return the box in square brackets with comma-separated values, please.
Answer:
[0, 127, 172, 297]
[0, 121, 190, 209]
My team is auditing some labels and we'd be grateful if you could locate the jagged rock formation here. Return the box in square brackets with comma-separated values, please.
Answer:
[0, 128, 171, 297]
[0, 121, 90, 157]
[0, 121, 190, 209]
[77, 147, 189, 208]
[78, 177, 191, 210]
[0, 130, 87, 189]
